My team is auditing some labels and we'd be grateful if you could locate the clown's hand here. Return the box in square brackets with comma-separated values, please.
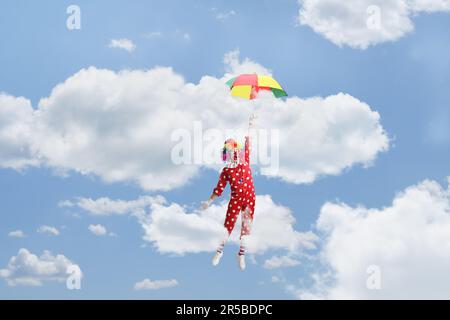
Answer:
[202, 199, 213, 210]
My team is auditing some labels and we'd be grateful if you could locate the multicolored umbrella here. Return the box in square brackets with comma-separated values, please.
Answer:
[226, 74, 287, 100]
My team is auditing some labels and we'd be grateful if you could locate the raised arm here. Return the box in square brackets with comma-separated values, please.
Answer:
[245, 113, 256, 164]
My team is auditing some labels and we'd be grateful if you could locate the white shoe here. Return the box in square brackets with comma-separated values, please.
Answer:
[212, 251, 223, 266]
[237, 254, 246, 270]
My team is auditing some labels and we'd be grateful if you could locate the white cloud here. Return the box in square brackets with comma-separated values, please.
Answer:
[0, 248, 79, 286]
[88, 224, 107, 236]
[66, 196, 165, 216]
[37, 225, 60, 236]
[223, 49, 272, 76]
[108, 38, 136, 52]
[271, 276, 282, 283]
[0, 50, 388, 190]
[264, 255, 301, 269]
[409, 0, 450, 12]
[58, 199, 74, 208]
[0, 93, 38, 169]
[70, 194, 318, 255]
[139, 199, 230, 255]
[217, 10, 236, 20]
[294, 176, 450, 299]
[8, 230, 26, 238]
[134, 278, 178, 290]
[255, 92, 389, 184]
[297, 0, 450, 49]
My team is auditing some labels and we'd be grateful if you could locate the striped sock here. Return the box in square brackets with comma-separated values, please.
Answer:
[217, 241, 225, 253]
[239, 235, 248, 256]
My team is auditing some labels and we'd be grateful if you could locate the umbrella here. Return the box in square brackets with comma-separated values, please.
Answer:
[226, 73, 287, 100]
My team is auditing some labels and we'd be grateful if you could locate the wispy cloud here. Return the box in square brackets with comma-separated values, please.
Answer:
[58, 200, 74, 208]
[8, 230, 26, 238]
[108, 38, 136, 52]
[63, 196, 163, 216]
[88, 224, 107, 236]
[211, 8, 236, 20]
[37, 225, 60, 236]
[134, 278, 178, 290]
[264, 255, 301, 269]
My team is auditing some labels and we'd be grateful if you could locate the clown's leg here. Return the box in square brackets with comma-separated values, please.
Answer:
[212, 247, 224, 266]
[239, 207, 253, 255]
[212, 209, 237, 266]
[237, 208, 253, 270]
[212, 233, 229, 266]
[237, 235, 247, 271]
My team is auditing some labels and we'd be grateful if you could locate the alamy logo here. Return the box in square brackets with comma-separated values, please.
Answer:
[66, 264, 82, 290]
[366, 5, 381, 30]
[171, 121, 280, 174]
[66, 5, 81, 30]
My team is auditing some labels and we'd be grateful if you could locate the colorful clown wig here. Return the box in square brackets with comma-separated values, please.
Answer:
[222, 138, 245, 164]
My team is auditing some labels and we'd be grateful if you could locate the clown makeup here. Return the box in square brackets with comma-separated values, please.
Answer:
[222, 138, 245, 167]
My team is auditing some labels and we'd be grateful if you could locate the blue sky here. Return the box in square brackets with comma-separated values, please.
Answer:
[0, 0, 450, 299]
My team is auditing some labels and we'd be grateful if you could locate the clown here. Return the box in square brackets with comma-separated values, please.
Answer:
[202, 114, 256, 270]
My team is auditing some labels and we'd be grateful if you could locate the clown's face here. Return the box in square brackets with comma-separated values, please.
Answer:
[222, 139, 244, 165]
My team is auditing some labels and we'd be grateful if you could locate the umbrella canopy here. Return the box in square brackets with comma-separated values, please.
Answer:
[226, 74, 287, 100]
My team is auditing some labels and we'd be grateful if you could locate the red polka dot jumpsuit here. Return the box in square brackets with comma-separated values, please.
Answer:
[213, 136, 255, 238]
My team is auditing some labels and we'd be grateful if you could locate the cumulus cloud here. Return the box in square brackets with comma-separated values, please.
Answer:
[0, 50, 388, 190]
[0, 248, 79, 286]
[297, 0, 450, 49]
[134, 278, 178, 290]
[0, 93, 37, 169]
[108, 38, 136, 52]
[138, 198, 230, 255]
[66, 194, 318, 255]
[37, 225, 60, 236]
[8, 230, 26, 238]
[88, 224, 107, 236]
[254, 92, 389, 184]
[294, 176, 450, 299]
